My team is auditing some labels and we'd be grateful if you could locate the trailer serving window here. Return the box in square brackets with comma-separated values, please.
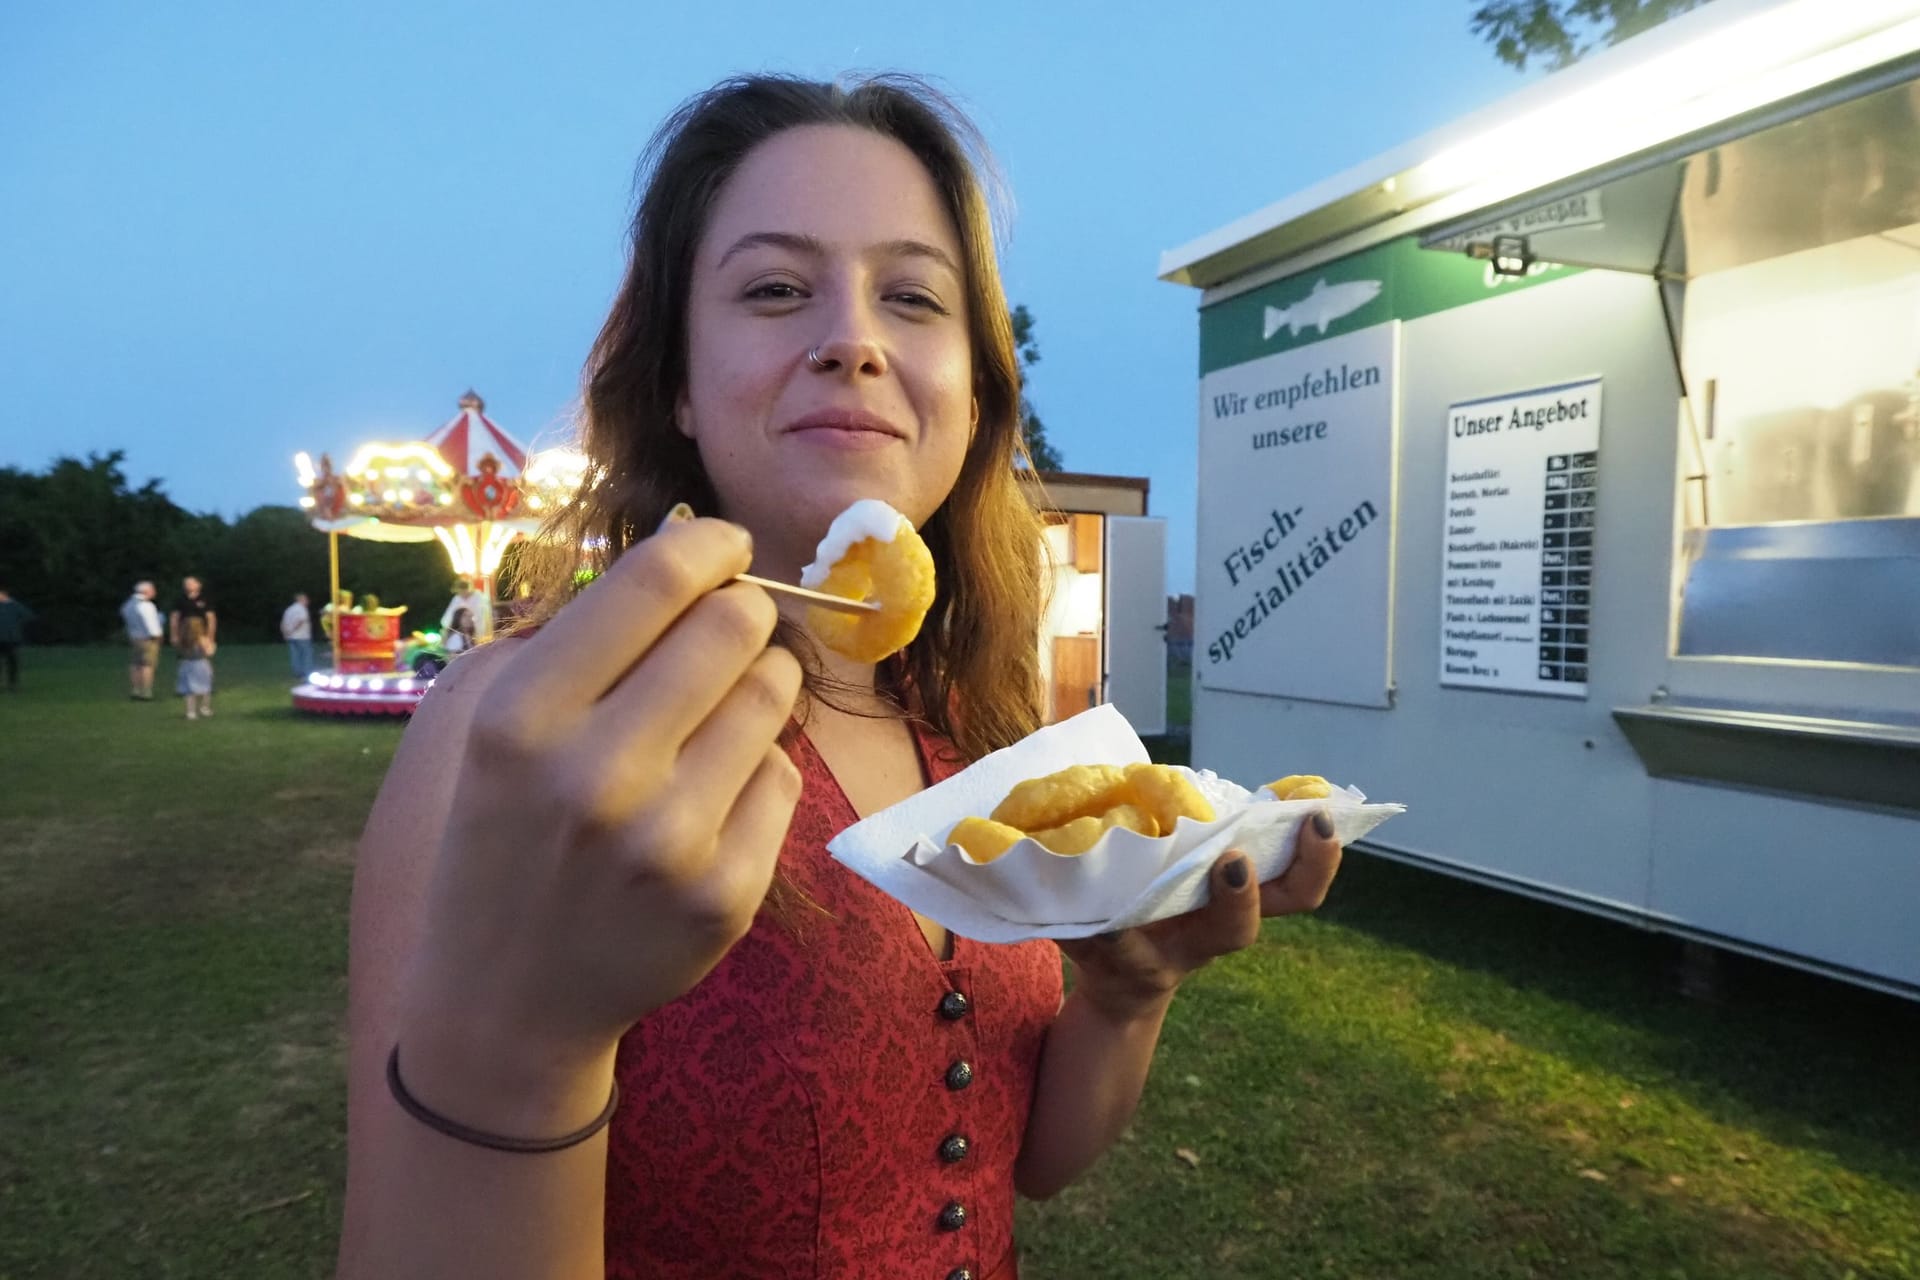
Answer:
[1414, 75, 1920, 813]
[1672, 81, 1920, 671]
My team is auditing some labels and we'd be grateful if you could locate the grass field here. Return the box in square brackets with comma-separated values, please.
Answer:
[2, 645, 1916, 1279]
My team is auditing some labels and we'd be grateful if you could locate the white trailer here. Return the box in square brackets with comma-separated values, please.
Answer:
[1161, 0, 1920, 998]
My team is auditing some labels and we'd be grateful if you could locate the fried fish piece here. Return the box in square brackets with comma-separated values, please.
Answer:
[947, 816, 1027, 864]
[1100, 803, 1160, 839]
[1265, 773, 1332, 801]
[1123, 762, 1215, 832]
[989, 763, 1132, 832]
[802, 500, 937, 663]
[1026, 814, 1106, 855]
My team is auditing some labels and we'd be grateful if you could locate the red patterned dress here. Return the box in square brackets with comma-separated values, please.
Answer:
[604, 721, 1065, 1280]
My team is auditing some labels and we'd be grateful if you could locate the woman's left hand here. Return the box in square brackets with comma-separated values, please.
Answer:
[1057, 811, 1344, 1022]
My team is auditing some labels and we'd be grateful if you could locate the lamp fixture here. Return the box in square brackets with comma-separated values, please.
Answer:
[1491, 234, 1533, 277]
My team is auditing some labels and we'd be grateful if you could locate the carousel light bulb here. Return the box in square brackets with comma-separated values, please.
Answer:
[349, 493, 365, 506]
[347, 678, 363, 691]
[299, 496, 315, 509]
[437, 493, 453, 505]
[382, 489, 398, 502]
[294, 452, 316, 486]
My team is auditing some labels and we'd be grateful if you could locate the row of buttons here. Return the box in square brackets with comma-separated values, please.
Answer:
[939, 988, 973, 1280]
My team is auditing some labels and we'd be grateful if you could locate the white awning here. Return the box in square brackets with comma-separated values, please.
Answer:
[1159, 0, 1920, 289]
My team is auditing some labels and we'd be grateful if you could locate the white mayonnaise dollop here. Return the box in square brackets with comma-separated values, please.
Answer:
[799, 499, 911, 588]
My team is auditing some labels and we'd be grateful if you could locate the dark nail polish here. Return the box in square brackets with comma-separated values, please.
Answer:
[1223, 856, 1249, 889]
[1312, 811, 1335, 840]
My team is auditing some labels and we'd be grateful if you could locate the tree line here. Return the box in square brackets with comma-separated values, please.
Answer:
[0, 453, 452, 645]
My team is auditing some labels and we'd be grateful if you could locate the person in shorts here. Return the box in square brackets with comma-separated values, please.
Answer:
[120, 580, 164, 700]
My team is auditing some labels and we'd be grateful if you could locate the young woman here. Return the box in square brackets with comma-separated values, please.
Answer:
[336, 74, 1343, 1280]
[442, 606, 477, 657]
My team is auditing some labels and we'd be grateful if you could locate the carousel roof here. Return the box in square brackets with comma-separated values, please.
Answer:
[297, 391, 582, 540]
[428, 390, 528, 475]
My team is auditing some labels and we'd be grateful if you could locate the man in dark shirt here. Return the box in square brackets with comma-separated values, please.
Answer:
[0, 587, 34, 691]
[168, 576, 218, 651]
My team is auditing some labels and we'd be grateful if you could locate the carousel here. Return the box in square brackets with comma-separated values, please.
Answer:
[291, 391, 584, 715]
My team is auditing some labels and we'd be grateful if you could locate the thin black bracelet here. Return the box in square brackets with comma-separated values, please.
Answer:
[386, 1044, 619, 1154]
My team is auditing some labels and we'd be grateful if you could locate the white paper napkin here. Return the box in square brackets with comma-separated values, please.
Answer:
[827, 704, 1406, 943]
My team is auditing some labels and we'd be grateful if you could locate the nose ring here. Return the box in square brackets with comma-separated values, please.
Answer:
[807, 346, 829, 370]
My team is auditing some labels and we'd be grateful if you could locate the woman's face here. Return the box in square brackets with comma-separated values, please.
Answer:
[680, 124, 974, 574]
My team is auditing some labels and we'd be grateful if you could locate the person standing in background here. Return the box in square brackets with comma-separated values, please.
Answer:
[282, 592, 313, 678]
[440, 577, 492, 640]
[0, 588, 34, 692]
[169, 576, 218, 719]
[120, 580, 164, 700]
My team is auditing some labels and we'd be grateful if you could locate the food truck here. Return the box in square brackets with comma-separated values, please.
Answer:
[1160, 0, 1920, 997]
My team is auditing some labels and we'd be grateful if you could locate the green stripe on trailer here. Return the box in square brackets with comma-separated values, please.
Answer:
[1200, 237, 1577, 375]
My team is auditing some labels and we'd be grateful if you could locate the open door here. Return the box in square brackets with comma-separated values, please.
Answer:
[1104, 516, 1168, 735]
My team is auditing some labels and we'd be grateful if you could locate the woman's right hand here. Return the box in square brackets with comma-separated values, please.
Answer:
[394, 516, 804, 1131]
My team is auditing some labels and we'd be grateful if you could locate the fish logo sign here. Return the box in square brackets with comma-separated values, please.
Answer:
[1262, 277, 1384, 340]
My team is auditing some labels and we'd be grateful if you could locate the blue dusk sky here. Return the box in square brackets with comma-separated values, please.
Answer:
[0, 1, 1538, 592]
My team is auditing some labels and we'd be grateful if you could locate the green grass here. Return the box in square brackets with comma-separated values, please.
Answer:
[3, 646, 1917, 1278]
[1165, 656, 1193, 732]
[1020, 870, 1920, 1279]
[1, 645, 402, 1279]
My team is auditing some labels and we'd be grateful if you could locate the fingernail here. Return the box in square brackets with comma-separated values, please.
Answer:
[655, 502, 694, 533]
[1223, 855, 1249, 889]
[1313, 811, 1335, 840]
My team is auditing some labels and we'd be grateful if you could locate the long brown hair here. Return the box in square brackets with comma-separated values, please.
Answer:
[515, 74, 1046, 759]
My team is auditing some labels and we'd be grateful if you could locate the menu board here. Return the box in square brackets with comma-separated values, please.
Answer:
[1439, 378, 1602, 698]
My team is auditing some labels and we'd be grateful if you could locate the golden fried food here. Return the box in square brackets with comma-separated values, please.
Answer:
[1266, 774, 1332, 801]
[945, 762, 1214, 863]
[947, 816, 1026, 864]
[801, 499, 937, 663]
[1027, 802, 1160, 855]
[989, 763, 1131, 832]
[1026, 815, 1106, 855]
[1100, 803, 1160, 839]
[1123, 762, 1216, 831]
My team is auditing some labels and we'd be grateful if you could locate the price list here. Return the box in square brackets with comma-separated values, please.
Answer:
[1439, 378, 1602, 699]
[1538, 452, 1598, 684]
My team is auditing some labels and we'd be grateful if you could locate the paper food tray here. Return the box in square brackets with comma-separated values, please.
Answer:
[827, 704, 1405, 944]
